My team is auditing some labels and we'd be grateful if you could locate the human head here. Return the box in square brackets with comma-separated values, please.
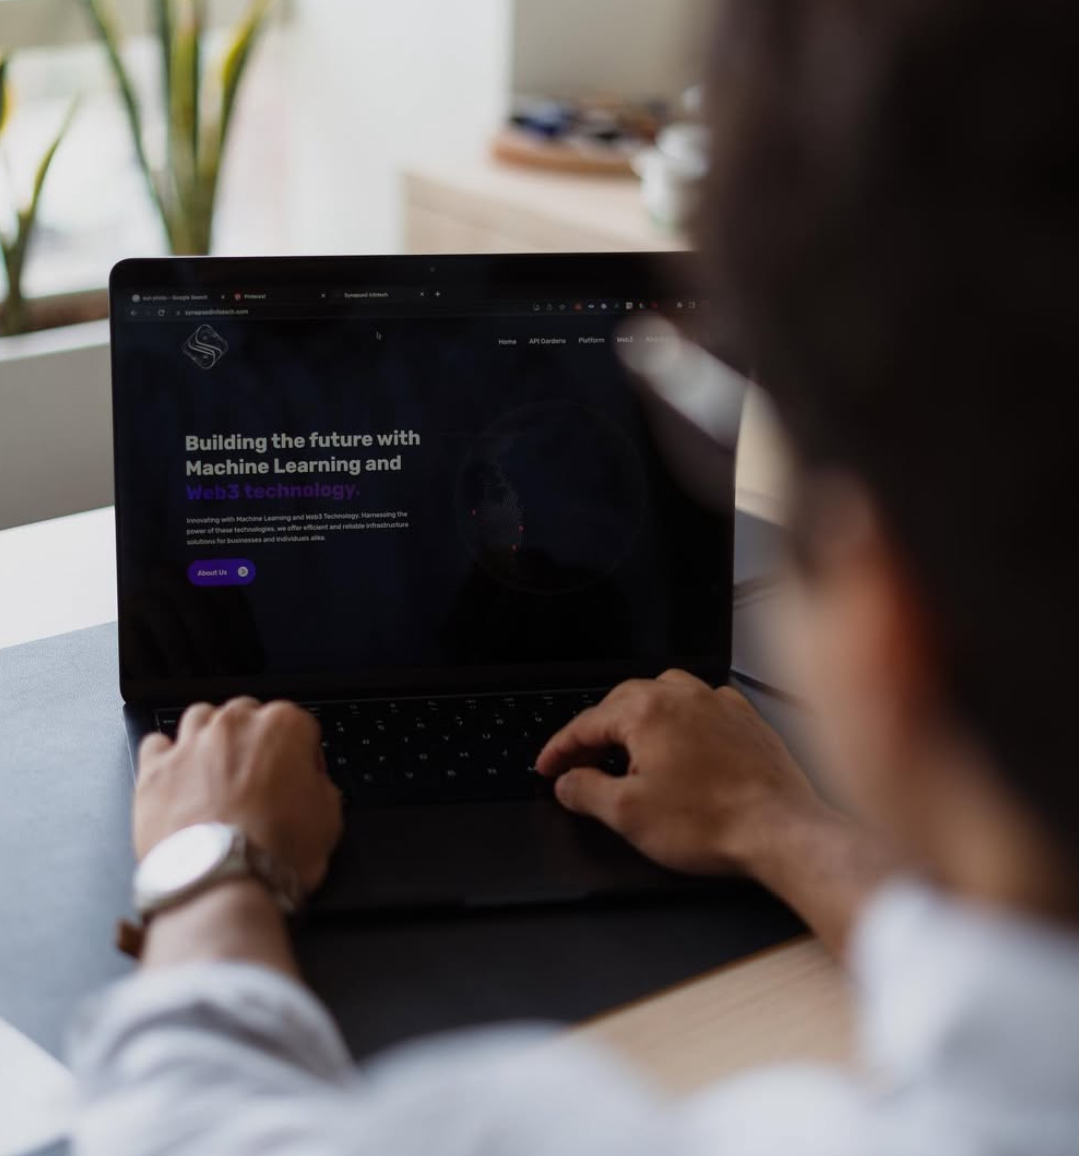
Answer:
[697, 0, 1078, 895]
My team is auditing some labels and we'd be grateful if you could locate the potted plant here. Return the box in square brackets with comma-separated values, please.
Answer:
[78, 0, 274, 255]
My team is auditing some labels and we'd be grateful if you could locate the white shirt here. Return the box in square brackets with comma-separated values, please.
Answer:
[69, 881, 1079, 1156]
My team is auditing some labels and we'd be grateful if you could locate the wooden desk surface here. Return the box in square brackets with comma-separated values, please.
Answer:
[579, 937, 854, 1094]
[0, 508, 855, 1086]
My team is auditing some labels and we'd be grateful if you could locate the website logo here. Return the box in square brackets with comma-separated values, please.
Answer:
[183, 324, 229, 370]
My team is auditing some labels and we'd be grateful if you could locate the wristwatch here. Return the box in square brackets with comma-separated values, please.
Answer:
[116, 822, 303, 958]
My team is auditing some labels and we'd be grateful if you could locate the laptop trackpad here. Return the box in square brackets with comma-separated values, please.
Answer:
[313, 798, 680, 912]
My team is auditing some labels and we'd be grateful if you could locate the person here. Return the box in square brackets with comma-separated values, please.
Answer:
[72, 0, 1079, 1153]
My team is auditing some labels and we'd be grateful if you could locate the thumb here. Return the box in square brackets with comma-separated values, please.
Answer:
[554, 767, 627, 830]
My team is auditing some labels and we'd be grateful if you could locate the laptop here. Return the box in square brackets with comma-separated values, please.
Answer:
[109, 253, 737, 912]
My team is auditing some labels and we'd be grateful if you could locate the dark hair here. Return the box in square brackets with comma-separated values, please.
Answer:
[698, 0, 1079, 843]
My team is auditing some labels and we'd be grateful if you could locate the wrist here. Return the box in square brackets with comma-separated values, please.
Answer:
[726, 797, 901, 956]
[723, 793, 842, 881]
[141, 877, 298, 977]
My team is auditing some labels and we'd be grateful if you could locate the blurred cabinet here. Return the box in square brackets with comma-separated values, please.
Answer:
[402, 161, 788, 521]
[403, 162, 680, 254]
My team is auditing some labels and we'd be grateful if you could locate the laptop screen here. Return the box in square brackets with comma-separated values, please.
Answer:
[110, 255, 734, 703]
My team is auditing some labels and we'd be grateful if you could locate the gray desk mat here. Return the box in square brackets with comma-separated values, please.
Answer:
[0, 588, 805, 1065]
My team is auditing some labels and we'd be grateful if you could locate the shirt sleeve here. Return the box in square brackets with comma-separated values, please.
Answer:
[69, 962, 870, 1156]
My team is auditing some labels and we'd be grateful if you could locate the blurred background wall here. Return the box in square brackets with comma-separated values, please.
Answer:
[511, 0, 710, 103]
[283, 0, 513, 256]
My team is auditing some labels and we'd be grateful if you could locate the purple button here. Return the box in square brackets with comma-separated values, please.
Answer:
[187, 559, 257, 587]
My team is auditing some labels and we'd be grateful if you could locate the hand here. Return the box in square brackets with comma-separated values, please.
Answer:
[536, 670, 825, 877]
[136, 697, 343, 895]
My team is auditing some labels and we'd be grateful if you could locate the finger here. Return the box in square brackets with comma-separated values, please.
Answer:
[537, 681, 652, 777]
[260, 699, 318, 730]
[714, 683, 751, 707]
[537, 704, 626, 777]
[554, 767, 631, 830]
[325, 776, 345, 836]
[657, 668, 708, 689]
[260, 698, 307, 716]
[220, 695, 262, 714]
[260, 701, 322, 754]
[177, 702, 214, 742]
[213, 696, 262, 727]
[310, 719, 332, 779]
[138, 732, 172, 764]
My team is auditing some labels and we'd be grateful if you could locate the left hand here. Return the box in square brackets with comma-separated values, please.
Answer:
[136, 697, 343, 895]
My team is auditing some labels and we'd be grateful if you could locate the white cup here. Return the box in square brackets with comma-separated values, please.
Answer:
[632, 123, 710, 231]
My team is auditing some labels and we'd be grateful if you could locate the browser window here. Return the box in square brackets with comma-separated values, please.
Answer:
[110, 257, 732, 698]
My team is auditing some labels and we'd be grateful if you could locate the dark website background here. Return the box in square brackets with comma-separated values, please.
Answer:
[113, 307, 731, 693]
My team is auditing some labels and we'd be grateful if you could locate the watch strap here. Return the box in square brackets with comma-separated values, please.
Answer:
[243, 837, 303, 916]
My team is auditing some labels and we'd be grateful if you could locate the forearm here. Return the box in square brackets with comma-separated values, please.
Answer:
[142, 878, 299, 978]
[72, 952, 669, 1156]
[73, 925, 353, 1156]
[735, 801, 903, 957]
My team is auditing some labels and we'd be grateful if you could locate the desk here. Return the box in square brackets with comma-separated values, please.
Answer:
[0, 509, 852, 1093]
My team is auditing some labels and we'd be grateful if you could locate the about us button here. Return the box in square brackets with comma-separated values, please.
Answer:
[187, 558, 257, 587]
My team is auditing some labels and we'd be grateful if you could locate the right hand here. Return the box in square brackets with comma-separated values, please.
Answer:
[536, 670, 826, 877]
[136, 697, 343, 895]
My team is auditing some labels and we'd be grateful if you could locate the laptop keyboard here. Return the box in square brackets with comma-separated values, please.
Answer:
[154, 688, 626, 807]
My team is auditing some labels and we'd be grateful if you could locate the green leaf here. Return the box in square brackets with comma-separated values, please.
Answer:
[219, 0, 272, 150]
[0, 54, 10, 139]
[160, 0, 214, 252]
[191, 0, 206, 168]
[155, 0, 174, 135]
[22, 99, 79, 238]
[75, 0, 141, 146]
[75, 0, 169, 235]
[169, 5, 201, 224]
[186, 0, 271, 254]
[0, 98, 78, 335]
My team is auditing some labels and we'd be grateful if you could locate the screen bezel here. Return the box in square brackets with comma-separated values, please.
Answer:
[109, 252, 733, 706]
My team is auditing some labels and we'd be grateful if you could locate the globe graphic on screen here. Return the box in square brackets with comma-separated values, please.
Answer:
[456, 401, 647, 595]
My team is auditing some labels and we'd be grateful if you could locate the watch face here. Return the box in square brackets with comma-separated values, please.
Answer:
[137, 822, 237, 907]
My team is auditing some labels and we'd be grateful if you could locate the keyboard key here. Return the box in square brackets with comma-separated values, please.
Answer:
[300, 687, 608, 806]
